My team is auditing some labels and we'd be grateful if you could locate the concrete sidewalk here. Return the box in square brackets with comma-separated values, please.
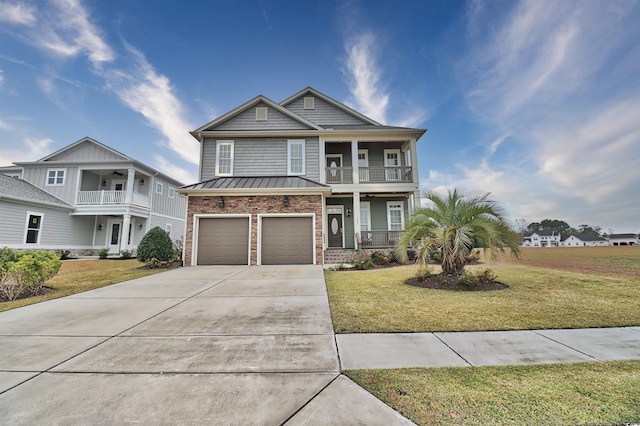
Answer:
[336, 327, 640, 370]
[0, 265, 413, 425]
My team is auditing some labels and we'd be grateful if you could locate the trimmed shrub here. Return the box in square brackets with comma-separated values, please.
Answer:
[120, 249, 133, 259]
[137, 227, 174, 262]
[351, 252, 375, 270]
[0, 248, 62, 301]
[55, 249, 71, 260]
[98, 248, 109, 259]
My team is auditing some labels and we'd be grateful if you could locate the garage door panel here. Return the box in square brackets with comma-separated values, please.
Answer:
[197, 218, 249, 265]
[261, 217, 313, 265]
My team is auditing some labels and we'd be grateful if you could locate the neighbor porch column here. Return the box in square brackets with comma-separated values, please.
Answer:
[409, 138, 420, 207]
[122, 214, 131, 252]
[352, 191, 361, 249]
[351, 139, 359, 184]
[125, 168, 135, 204]
[319, 136, 326, 184]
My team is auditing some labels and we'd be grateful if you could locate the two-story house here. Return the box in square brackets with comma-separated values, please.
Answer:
[178, 87, 426, 265]
[0, 137, 186, 255]
[522, 230, 561, 247]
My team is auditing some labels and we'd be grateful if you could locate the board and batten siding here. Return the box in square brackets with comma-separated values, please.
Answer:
[46, 143, 127, 162]
[150, 176, 187, 219]
[201, 137, 319, 181]
[0, 200, 93, 247]
[285, 96, 367, 126]
[212, 102, 311, 131]
[21, 165, 80, 204]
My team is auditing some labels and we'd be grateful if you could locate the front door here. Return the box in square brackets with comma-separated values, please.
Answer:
[108, 221, 122, 254]
[326, 155, 342, 183]
[328, 213, 343, 248]
[385, 150, 401, 181]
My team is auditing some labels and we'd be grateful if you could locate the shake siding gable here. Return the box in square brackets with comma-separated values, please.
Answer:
[285, 97, 369, 126]
[213, 102, 311, 131]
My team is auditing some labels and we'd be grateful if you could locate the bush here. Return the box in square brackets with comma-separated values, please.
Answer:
[371, 250, 394, 265]
[0, 248, 62, 301]
[144, 257, 167, 268]
[98, 248, 109, 259]
[457, 268, 497, 287]
[120, 249, 133, 259]
[56, 249, 71, 260]
[428, 249, 441, 262]
[351, 252, 375, 270]
[465, 249, 481, 264]
[173, 238, 183, 261]
[137, 227, 174, 263]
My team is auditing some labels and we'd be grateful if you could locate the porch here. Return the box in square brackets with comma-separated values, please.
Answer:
[76, 190, 150, 208]
[76, 168, 151, 208]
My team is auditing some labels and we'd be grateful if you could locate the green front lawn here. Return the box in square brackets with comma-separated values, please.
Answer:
[346, 361, 640, 426]
[0, 259, 165, 312]
[325, 264, 640, 333]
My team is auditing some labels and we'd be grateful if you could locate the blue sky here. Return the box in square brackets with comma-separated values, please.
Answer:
[1, 0, 639, 232]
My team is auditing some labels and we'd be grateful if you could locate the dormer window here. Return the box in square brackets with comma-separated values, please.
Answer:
[256, 107, 268, 121]
[303, 96, 315, 110]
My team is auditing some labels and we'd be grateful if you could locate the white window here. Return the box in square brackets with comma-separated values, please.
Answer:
[216, 140, 234, 176]
[168, 187, 175, 199]
[25, 212, 43, 244]
[165, 223, 172, 235]
[256, 107, 268, 121]
[360, 202, 371, 232]
[155, 182, 163, 194]
[288, 140, 305, 175]
[5, 173, 21, 179]
[387, 202, 405, 231]
[46, 168, 66, 186]
[303, 96, 315, 109]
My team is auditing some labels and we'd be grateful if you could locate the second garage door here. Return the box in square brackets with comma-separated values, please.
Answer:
[197, 217, 249, 265]
[261, 216, 313, 265]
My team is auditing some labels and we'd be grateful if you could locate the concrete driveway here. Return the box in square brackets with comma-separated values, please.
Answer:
[0, 265, 412, 425]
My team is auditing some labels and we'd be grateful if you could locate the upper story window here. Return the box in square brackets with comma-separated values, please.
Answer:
[25, 212, 43, 244]
[287, 140, 305, 175]
[46, 168, 66, 186]
[155, 182, 163, 195]
[387, 202, 405, 231]
[216, 140, 234, 176]
[168, 187, 175, 199]
[165, 223, 172, 235]
[4, 173, 21, 179]
[255, 107, 268, 121]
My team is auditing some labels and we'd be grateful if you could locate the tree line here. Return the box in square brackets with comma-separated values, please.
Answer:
[517, 219, 605, 240]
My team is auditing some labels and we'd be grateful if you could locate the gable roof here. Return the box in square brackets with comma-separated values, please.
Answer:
[609, 233, 638, 239]
[565, 232, 607, 242]
[281, 87, 381, 126]
[0, 175, 73, 209]
[37, 137, 132, 162]
[191, 95, 323, 136]
[179, 176, 330, 195]
[525, 229, 559, 237]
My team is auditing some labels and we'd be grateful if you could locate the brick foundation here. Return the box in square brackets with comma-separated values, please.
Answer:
[185, 194, 324, 265]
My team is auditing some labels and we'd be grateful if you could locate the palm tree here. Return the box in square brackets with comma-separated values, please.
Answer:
[397, 189, 520, 275]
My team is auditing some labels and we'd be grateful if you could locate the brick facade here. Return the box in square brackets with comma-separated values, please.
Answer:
[185, 194, 324, 265]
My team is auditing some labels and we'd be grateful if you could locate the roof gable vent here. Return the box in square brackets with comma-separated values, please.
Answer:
[303, 96, 315, 110]
[256, 107, 268, 121]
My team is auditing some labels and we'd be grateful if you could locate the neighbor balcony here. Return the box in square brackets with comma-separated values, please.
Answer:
[76, 190, 150, 208]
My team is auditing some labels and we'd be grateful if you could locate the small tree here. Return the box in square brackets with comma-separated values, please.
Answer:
[137, 226, 174, 263]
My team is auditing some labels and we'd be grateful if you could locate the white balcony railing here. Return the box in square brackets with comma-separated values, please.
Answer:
[325, 166, 413, 184]
[76, 190, 150, 208]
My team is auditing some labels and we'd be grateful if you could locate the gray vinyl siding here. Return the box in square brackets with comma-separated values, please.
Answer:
[0, 200, 92, 247]
[285, 97, 369, 126]
[45, 143, 127, 162]
[213, 102, 311, 131]
[150, 176, 187, 219]
[201, 137, 320, 181]
[149, 214, 185, 242]
[21, 165, 80, 204]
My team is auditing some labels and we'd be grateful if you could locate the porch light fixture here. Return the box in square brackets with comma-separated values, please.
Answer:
[101, 180, 107, 187]
[138, 224, 143, 230]
[139, 178, 145, 185]
[283, 196, 289, 207]
[218, 196, 225, 208]
[97, 223, 103, 231]
[346, 209, 352, 217]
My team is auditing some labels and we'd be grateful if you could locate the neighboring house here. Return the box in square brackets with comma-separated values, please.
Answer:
[178, 87, 426, 265]
[608, 233, 639, 246]
[562, 233, 609, 247]
[0, 137, 186, 255]
[522, 230, 561, 247]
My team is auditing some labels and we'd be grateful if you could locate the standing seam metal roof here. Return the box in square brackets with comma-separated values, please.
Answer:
[180, 176, 330, 191]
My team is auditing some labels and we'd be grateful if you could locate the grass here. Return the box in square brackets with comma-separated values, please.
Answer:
[345, 361, 640, 426]
[325, 249, 640, 333]
[0, 259, 165, 312]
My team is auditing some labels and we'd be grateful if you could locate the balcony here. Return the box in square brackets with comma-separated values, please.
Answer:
[359, 230, 401, 248]
[325, 166, 413, 184]
[77, 190, 150, 208]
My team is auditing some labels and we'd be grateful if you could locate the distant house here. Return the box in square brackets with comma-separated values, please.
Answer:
[522, 230, 560, 247]
[608, 233, 639, 246]
[0, 137, 186, 255]
[562, 233, 609, 247]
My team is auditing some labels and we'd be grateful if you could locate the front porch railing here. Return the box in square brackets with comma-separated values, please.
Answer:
[325, 166, 413, 184]
[76, 190, 150, 208]
[359, 230, 401, 248]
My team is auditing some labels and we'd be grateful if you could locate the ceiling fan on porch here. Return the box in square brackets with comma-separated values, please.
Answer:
[111, 170, 124, 176]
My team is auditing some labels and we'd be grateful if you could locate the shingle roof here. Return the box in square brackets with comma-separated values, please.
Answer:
[524, 229, 558, 237]
[181, 176, 330, 191]
[0, 175, 73, 209]
[609, 233, 638, 239]
[568, 232, 607, 242]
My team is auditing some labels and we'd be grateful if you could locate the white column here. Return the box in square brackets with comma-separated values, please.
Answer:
[125, 168, 135, 204]
[319, 137, 326, 184]
[351, 139, 359, 184]
[122, 214, 131, 251]
[410, 139, 420, 208]
[352, 191, 361, 249]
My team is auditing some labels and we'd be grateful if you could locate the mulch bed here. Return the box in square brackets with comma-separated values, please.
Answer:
[137, 260, 182, 270]
[406, 274, 508, 292]
[0, 286, 54, 303]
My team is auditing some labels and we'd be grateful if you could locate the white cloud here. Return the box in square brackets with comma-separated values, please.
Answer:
[0, 135, 52, 166]
[0, 1, 36, 25]
[153, 154, 196, 184]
